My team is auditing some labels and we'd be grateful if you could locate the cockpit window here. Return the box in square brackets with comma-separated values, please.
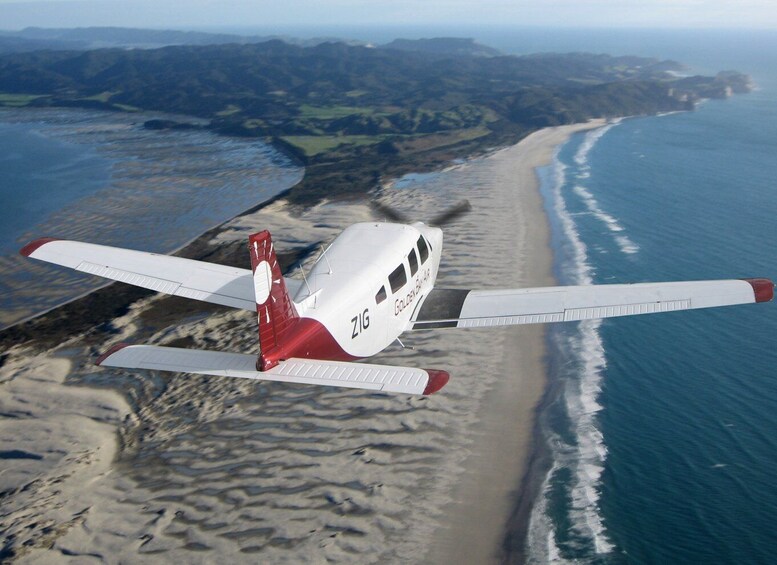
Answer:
[408, 248, 419, 275]
[417, 236, 429, 263]
[375, 285, 387, 304]
[389, 264, 407, 293]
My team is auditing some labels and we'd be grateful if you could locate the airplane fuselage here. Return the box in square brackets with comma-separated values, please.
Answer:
[20, 216, 773, 396]
[291, 222, 443, 360]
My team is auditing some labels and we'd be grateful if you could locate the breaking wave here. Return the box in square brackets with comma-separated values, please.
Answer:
[528, 128, 620, 562]
[572, 121, 639, 256]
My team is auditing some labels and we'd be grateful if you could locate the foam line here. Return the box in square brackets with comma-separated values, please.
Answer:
[528, 136, 617, 561]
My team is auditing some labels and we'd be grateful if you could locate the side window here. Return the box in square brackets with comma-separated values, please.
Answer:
[389, 264, 407, 293]
[375, 285, 387, 304]
[408, 248, 419, 276]
[417, 236, 429, 263]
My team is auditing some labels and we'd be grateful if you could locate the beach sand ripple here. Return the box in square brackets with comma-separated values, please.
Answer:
[1, 122, 602, 563]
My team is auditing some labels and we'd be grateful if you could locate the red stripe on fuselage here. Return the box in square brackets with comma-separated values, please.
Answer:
[258, 317, 357, 371]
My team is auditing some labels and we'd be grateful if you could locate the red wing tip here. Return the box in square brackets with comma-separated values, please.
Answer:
[743, 278, 775, 303]
[19, 237, 60, 257]
[96, 343, 131, 366]
[423, 369, 450, 395]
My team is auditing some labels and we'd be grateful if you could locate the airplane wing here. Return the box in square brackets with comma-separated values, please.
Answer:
[96, 343, 449, 395]
[20, 238, 304, 311]
[410, 279, 774, 329]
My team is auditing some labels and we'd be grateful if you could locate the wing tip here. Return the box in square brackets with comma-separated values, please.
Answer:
[19, 237, 60, 257]
[743, 278, 775, 303]
[96, 342, 131, 366]
[423, 369, 450, 395]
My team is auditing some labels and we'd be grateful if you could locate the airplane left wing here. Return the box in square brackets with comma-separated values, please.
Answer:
[411, 279, 774, 329]
[20, 238, 304, 311]
[97, 343, 449, 395]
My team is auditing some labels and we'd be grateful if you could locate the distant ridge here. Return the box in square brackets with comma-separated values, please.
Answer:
[380, 37, 502, 57]
[1, 27, 503, 57]
[0, 31, 752, 204]
[0, 26, 370, 52]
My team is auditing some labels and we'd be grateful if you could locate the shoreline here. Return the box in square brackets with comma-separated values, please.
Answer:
[423, 121, 605, 564]
[0, 107, 303, 331]
[0, 186, 296, 334]
[0, 119, 604, 562]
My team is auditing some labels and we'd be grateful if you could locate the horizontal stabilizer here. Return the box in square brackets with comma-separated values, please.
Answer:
[97, 343, 449, 395]
[20, 238, 303, 310]
[412, 279, 774, 329]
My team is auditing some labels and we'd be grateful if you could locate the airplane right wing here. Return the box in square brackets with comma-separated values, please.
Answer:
[20, 238, 304, 311]
[97, 343, 449, 395]
[411, 279, 774, 329]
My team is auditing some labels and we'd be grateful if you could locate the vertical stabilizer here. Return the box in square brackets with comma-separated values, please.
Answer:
[248, 231, 298, 364]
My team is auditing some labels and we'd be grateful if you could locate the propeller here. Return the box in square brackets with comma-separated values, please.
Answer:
[370, 201, 409, 224]
[370, 199, 472, 227]
[429, 200, 472, 227]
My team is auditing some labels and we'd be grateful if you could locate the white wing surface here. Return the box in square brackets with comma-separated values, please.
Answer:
[411, 279, 773, 329]
[97, 343, 448, 395]
[21, 238, 303, 310]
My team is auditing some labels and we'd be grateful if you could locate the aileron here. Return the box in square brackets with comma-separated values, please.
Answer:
[413, 280, 767, 330]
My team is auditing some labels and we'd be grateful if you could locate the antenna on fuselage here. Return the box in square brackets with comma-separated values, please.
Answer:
[317, 243, 333, 274]
[298, 265, 312, 297]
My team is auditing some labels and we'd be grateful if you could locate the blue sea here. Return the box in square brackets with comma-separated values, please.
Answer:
[511, 31, 777, 564]
[323, 27, 777, 561]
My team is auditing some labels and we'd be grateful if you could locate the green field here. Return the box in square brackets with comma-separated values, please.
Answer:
[0, 93, 46, 107]
[81, 91, 119, 102]
[297, 104, 377, 120]
[281, 134, 386, 156]
[112, 103, 141, 112]
[216, 104, 241, 117]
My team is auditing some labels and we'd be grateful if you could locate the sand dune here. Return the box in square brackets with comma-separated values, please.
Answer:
[0, 121, 603, 563]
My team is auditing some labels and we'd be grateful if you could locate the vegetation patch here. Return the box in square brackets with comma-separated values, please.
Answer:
[297, 104, 377, 120]
[281, 134, 386, 156]
[393, 126, 491, 154]
[112, 103, 140, 112]
[81, 91, 119, 102]
[0, 93, 46, 107]
[216, 104, 241, 117]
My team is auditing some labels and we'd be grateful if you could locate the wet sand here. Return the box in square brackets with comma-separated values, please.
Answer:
[0, 121, 603, 562]
[0, 108, 301, 329]
[421, 122, 606, 564]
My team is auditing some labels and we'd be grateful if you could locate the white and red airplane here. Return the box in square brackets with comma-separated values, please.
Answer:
[20, 204, 774, 396]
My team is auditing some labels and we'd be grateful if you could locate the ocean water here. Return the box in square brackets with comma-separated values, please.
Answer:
[524, 36, 777, 564]
[0, 109, 301, 327]
[0, 121, 114, 255]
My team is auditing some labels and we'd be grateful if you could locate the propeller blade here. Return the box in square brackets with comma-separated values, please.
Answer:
[370, 201, 409, 223]
[430, 200, 472, 226]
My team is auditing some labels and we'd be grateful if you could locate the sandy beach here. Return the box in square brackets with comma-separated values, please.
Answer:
[0, 120, 603, 563]
[423, 121, 606, 564]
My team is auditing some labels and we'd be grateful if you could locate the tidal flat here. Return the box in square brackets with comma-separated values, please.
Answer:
[0, 108, 302, 328]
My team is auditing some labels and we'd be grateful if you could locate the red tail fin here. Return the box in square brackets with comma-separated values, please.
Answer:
[249, 231, 298, 364]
